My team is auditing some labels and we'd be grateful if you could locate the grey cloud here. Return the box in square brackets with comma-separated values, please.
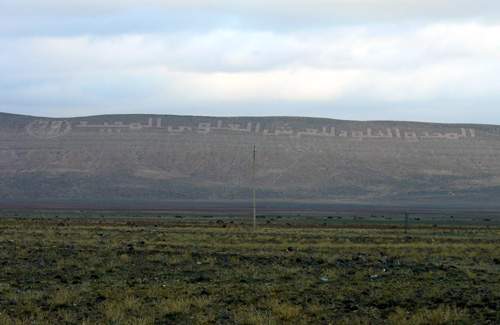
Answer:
[1, 1, 500, 123]
[3, 0, 500, 22]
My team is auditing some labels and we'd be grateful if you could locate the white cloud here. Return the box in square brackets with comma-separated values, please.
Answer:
[4, 23, 499, 73]
[168, 68, 360, 102]
[1, 20, 500, 121]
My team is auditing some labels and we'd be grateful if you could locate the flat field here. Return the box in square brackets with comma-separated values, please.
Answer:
[0, 214, 499, 324]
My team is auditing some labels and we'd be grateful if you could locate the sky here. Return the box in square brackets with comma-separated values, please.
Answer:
[1, 1, 500, 123]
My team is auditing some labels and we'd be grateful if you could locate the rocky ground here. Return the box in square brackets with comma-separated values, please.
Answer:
[0, 215, 499, 324]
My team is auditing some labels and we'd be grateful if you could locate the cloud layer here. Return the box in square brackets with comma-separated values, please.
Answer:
[1, 1, 500, 122]
[4, 0, 500, 20]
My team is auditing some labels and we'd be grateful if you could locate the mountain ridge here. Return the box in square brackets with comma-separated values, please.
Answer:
[0, 111, 493, 128]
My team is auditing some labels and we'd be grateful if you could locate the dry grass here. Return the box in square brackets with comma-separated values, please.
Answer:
[0, 216, 498, 324]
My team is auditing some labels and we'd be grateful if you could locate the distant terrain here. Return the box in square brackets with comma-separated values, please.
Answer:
[2, 112, 500, 209]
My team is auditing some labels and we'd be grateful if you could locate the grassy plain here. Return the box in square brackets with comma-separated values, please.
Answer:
[0, 213, 499, 324]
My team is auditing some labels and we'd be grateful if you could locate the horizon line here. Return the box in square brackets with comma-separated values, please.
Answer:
[0, 111, 495, 127]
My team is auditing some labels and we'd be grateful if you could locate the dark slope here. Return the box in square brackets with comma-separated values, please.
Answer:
[1, 112, 500, 208]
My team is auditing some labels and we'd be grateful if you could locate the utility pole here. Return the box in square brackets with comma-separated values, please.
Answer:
[252, 144, 257, 230]
[404, 212, 409, 234]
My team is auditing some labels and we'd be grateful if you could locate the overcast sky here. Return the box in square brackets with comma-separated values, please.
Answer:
[1, 1, 500, 123]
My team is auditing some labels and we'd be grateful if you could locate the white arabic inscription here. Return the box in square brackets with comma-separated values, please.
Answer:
[73, 118, 477, 141]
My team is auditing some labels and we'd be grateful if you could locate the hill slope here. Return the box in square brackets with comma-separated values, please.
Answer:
[1, 112, 500, 208]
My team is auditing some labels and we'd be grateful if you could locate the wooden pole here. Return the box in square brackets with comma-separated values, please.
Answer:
[252, 144, 257, 230]
[404, 212, 409, 234]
